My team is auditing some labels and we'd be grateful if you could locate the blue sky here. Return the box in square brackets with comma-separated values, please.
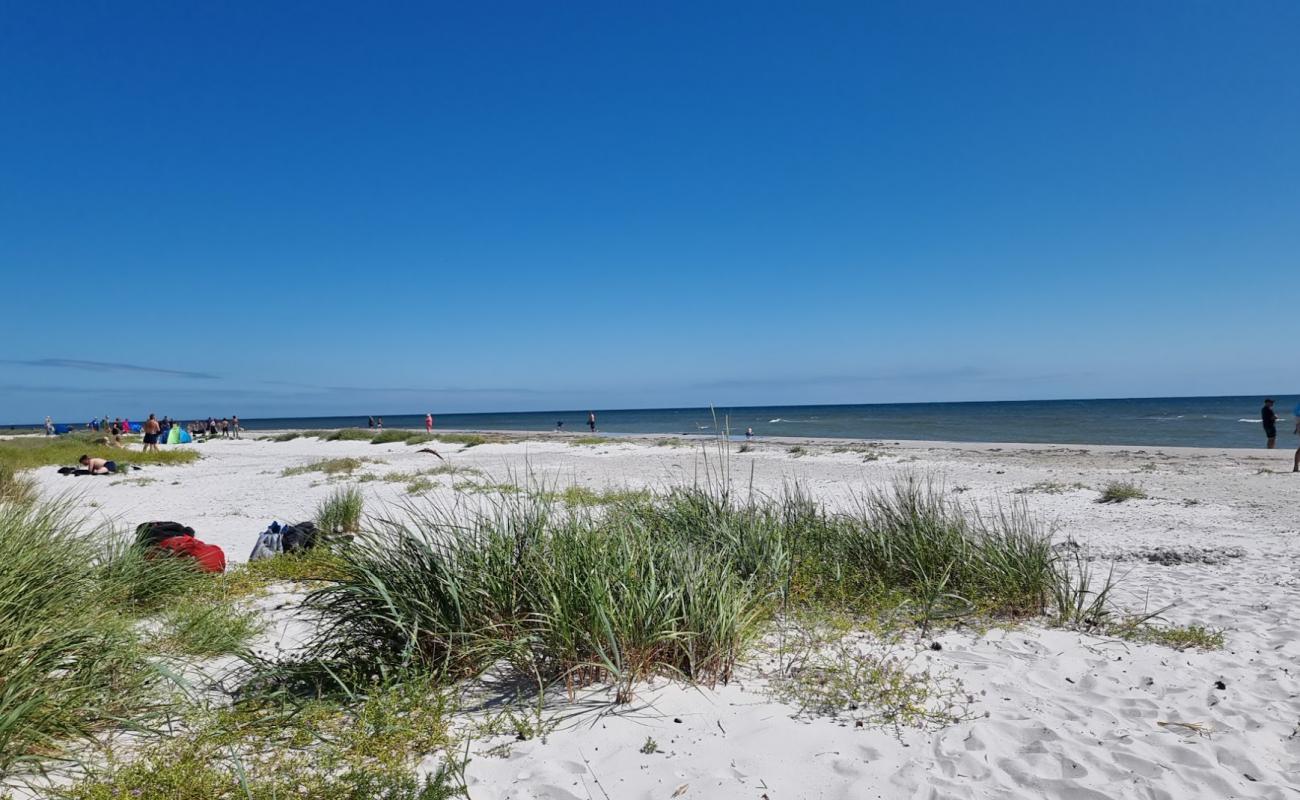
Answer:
[2, 2, 1297, 422]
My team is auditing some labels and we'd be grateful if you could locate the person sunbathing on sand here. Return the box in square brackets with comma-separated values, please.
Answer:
[78, 455, 118, 474]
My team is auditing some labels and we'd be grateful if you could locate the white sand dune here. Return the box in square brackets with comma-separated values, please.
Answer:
[29, 433, 1300, 798]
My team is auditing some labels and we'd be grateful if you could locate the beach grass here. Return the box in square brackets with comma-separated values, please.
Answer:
[1117, 623, 1225, 650]
[0, 431, 200, 472]
[546, 485, 652, 507]
[433, 433, 492, 448]
[570, 436, 612, 446]
[370, 430, 437, 445]
[0, 461, 38, 505]
[271, 478, 1058, 700]
[1097, 481, 1147, 503]
[281, 457, 369, 477]
[0, 502, 227, 773]
[316, 485, 364, 533]
[150, 602, 264, 657]
[55, 676, 465, 800]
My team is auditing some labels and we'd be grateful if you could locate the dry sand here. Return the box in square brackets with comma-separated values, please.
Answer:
[29, 432, 1300, 798]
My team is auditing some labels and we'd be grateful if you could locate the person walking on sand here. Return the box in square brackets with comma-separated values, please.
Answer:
[142, 414, 161, 452]
[1293, 412, 1300, 472]
[232, 415, 241, 439]
[1262, 398, 1278, 449]
[425, 413, 433, 433]
[588, 411, 596, 433]
[367, 416, 375, 429]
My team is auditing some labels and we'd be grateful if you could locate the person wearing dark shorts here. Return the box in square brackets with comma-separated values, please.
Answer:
[143, 414, 162, 452]
[79, 455, 118, 474]
[1262, 399, 1278, 449]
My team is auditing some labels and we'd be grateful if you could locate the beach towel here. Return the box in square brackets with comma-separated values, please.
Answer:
[156, 535, 226, 573]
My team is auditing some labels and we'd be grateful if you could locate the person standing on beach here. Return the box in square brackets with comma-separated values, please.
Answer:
[377, 417, 384, 430]
[425, 413, 433, 433]
[220, 418, 230, 438]
[44, 416, 54, 436]
[746, 427, 754, 440]
[232, 415, 241, 439]
[1293, 412, 1300, 472]
[588, 411, 596, 432]
[1262, 399, 1278, 449]
[142, 414, 161, 452]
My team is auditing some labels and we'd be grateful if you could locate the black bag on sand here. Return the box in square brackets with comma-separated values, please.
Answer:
[135, 520, 196, 547]
[280, 521, 319, 553]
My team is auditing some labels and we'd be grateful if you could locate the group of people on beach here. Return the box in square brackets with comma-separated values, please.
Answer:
[1259, 398, 1300, 472]
[74, 414, 242, 448]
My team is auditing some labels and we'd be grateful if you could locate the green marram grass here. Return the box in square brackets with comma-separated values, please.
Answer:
[0, 461, 38, 506]
[281, 457, 370, 477]
[278, 477, 1058, 700]
[0, 430, 200, 471]
[0, 502, 230, 772]
[317, 485, 364, 533]
[55, 678, 465, 800]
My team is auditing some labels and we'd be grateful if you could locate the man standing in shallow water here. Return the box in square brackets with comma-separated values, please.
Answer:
[1262, 398, 1278, 449]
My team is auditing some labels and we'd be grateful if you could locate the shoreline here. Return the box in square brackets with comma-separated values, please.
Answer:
[251, 425, 1294, 460]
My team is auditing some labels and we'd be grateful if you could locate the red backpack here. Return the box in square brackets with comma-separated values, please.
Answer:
[155, 535, 227, 574]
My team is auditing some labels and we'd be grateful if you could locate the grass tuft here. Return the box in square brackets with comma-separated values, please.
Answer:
[272, 478, 1058, 702]
[316, 485, 364, 534]
[281, 457, 368, 477]
[1097, 481, 1147, 503]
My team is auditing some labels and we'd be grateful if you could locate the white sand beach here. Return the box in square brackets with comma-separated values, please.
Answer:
[27, 432, 1300, 799]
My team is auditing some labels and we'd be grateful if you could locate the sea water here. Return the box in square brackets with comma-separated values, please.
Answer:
[231, 396, 1295, 449]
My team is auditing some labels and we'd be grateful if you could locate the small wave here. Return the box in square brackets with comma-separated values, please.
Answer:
[769, 418, 782, 423]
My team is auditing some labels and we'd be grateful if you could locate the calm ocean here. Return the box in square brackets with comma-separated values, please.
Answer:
[226, 396, 1296, 449]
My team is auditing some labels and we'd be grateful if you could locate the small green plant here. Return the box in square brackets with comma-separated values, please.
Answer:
[570, 436, 612, 446]
[317, 485, 364, 533]
[1097, 481, 1147, 503]
[787, 445, 807, 457]
[1115, 623, 1224, 650]
[406, 477, 436, 495]
[1014, 481, 1085, 495]
[737, 442, 753, 453]
[767, 623, 974, 731]
[281, 457, 367, 477]
[639, 737, 659, 754]
[1051, 552, 1117, 628]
